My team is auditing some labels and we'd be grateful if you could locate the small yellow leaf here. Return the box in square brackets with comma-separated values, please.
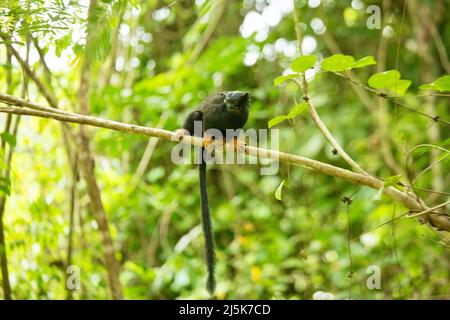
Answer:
[275, 180, 285, 201]
[251, 266, 261, 283]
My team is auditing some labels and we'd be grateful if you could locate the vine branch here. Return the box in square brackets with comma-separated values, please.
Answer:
[291, 1, 368, 175]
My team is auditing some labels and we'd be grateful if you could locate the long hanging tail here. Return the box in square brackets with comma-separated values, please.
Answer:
[199, 148, 216, 294]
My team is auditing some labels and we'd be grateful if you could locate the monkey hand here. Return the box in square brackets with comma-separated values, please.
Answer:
[175, 128, 189, 141]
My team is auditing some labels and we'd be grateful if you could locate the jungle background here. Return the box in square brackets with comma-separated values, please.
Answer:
[0, 0, 449, 300]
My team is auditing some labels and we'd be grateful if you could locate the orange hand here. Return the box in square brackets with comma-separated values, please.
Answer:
[175, 128, 188, 141]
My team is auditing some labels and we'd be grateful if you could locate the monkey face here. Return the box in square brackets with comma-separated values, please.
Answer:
[223, 91, 250, 112]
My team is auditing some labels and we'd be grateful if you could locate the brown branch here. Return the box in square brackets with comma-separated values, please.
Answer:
[1, 94, 449, 232]
[0, 37, 13, 300]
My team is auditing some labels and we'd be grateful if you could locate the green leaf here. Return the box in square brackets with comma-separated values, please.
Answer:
[321, 54, 355, 72]
[1, 132, 16, 147]
[268, 103, 309, 128]
[291, 55, 317, 72]
[268, 115, 288, 128]
[368, 70, 401, 89]
[0, 63, 13, 70]
[351, 55, 377, 69]
[275, 180, 285, 201]
[418, 84, 434, 90]
[287, 102, 309, 118]
[391, 79, 411, 96]
[368, 70, 411, 96]
[0, 177, 11, 196]
[273, 74, 298, 86]
[432, 74, 450, 91]
[419, 75, 450, 92]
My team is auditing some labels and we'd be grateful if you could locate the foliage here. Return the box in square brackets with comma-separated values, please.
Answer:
[0, 0, 449, 300]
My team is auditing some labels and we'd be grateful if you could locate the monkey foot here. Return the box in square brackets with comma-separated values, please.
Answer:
[231, 137, 246, 152]
[202, 134, 217, 147]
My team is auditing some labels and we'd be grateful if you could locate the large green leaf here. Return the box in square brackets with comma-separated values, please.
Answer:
[321, 54, 355, 72]
[392, 79, 412, 96]
[291, 55, 317, 72]
[368, 70, 401, 88]
[419, 75, 450, 92]
[368, 70, 411, 96]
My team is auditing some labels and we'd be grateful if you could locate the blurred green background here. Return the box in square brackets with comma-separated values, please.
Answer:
[0, 0, 449, 299]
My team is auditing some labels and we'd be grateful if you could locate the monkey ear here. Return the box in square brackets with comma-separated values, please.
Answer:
[182, 110, 203, 135]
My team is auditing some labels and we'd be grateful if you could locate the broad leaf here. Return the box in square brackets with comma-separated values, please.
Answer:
[419, 75, 450, 92]
[321, 54, 355, 72]
[291, 55, 317, 72]
[368, 70, 401, 89]
[368, 70, 411, 96]
[391, 79, 411, 96]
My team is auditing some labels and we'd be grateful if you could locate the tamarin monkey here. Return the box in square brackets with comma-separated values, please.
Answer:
[176, 91, 250, 294]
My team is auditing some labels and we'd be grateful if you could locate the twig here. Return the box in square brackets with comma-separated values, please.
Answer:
[407, 200, 450, 219]
[334, 73, 450, 126]
[291, 2, 368, 175]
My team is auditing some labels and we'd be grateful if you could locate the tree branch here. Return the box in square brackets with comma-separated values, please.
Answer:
[0, 93, 449, 232]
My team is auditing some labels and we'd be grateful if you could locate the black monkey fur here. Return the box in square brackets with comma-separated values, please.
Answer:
[180, 91, 250, 294]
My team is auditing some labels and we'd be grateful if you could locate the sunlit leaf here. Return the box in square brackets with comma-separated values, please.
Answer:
[351, 55, 377, 69]
[368, 70, 411, 96]
[268, 103, 308, 128]
[368, 70, 401, 89]
[291, 55, 317, 72]
[391, 79, 411, 96]
[287, 102, 309, 118]
[268, 115, 288, 128]
[321, 54, 355, 72]
[275, 180, 285, 201]
[273, 74, 298, 86]
[419, 75, 450, 92]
